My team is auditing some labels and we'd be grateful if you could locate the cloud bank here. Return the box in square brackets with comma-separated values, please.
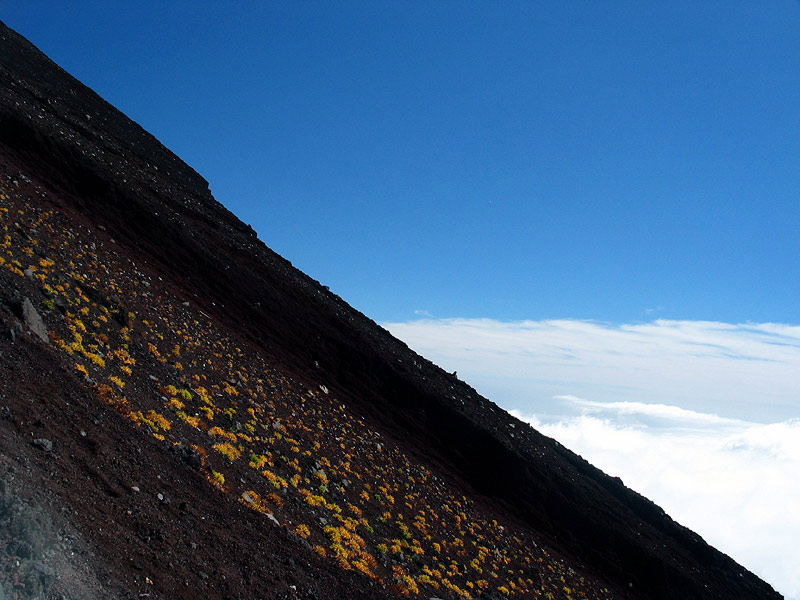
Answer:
[383, 318, 800, 599]
[384, 318, 800, 422]
[512, 403, 800, 599]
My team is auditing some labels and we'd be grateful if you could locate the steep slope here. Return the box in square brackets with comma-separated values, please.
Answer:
[0, 20, 781, 600]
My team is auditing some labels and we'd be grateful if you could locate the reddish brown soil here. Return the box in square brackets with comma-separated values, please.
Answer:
[0, 20, 782, 600]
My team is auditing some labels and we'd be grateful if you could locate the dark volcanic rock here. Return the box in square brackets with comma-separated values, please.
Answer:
[0, 17, 783, 600]
[31, 438, 53, 452]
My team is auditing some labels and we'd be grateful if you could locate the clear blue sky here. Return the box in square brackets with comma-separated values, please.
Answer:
[4, 2, 800, 324]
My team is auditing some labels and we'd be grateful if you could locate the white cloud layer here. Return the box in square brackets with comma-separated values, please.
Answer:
[383, 318, 800, 599]
[512, 405, 800, 600]
[384, 318, 800, 422]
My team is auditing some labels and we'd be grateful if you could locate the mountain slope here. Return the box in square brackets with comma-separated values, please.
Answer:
[0, 20, 781, 600]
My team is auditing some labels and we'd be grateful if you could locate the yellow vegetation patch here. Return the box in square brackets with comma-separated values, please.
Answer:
[175, 411, 201, 428]
[212, 442, 241, 461]
[294, 524, 311, 539]
[131, 409, 171, 432]
[208, 426, 237, 441]
[239, 490, 271, 513]
[207, 470, 225, 490]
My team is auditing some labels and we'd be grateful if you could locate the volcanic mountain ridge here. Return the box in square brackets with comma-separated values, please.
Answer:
[0, 20, 782, 600]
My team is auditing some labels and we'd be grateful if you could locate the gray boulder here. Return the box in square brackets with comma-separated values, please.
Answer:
[21, 297, 48, 343]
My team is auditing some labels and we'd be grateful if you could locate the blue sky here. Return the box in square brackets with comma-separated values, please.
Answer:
[4, 1, 800, 324]
[4, 3, 800, 597]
